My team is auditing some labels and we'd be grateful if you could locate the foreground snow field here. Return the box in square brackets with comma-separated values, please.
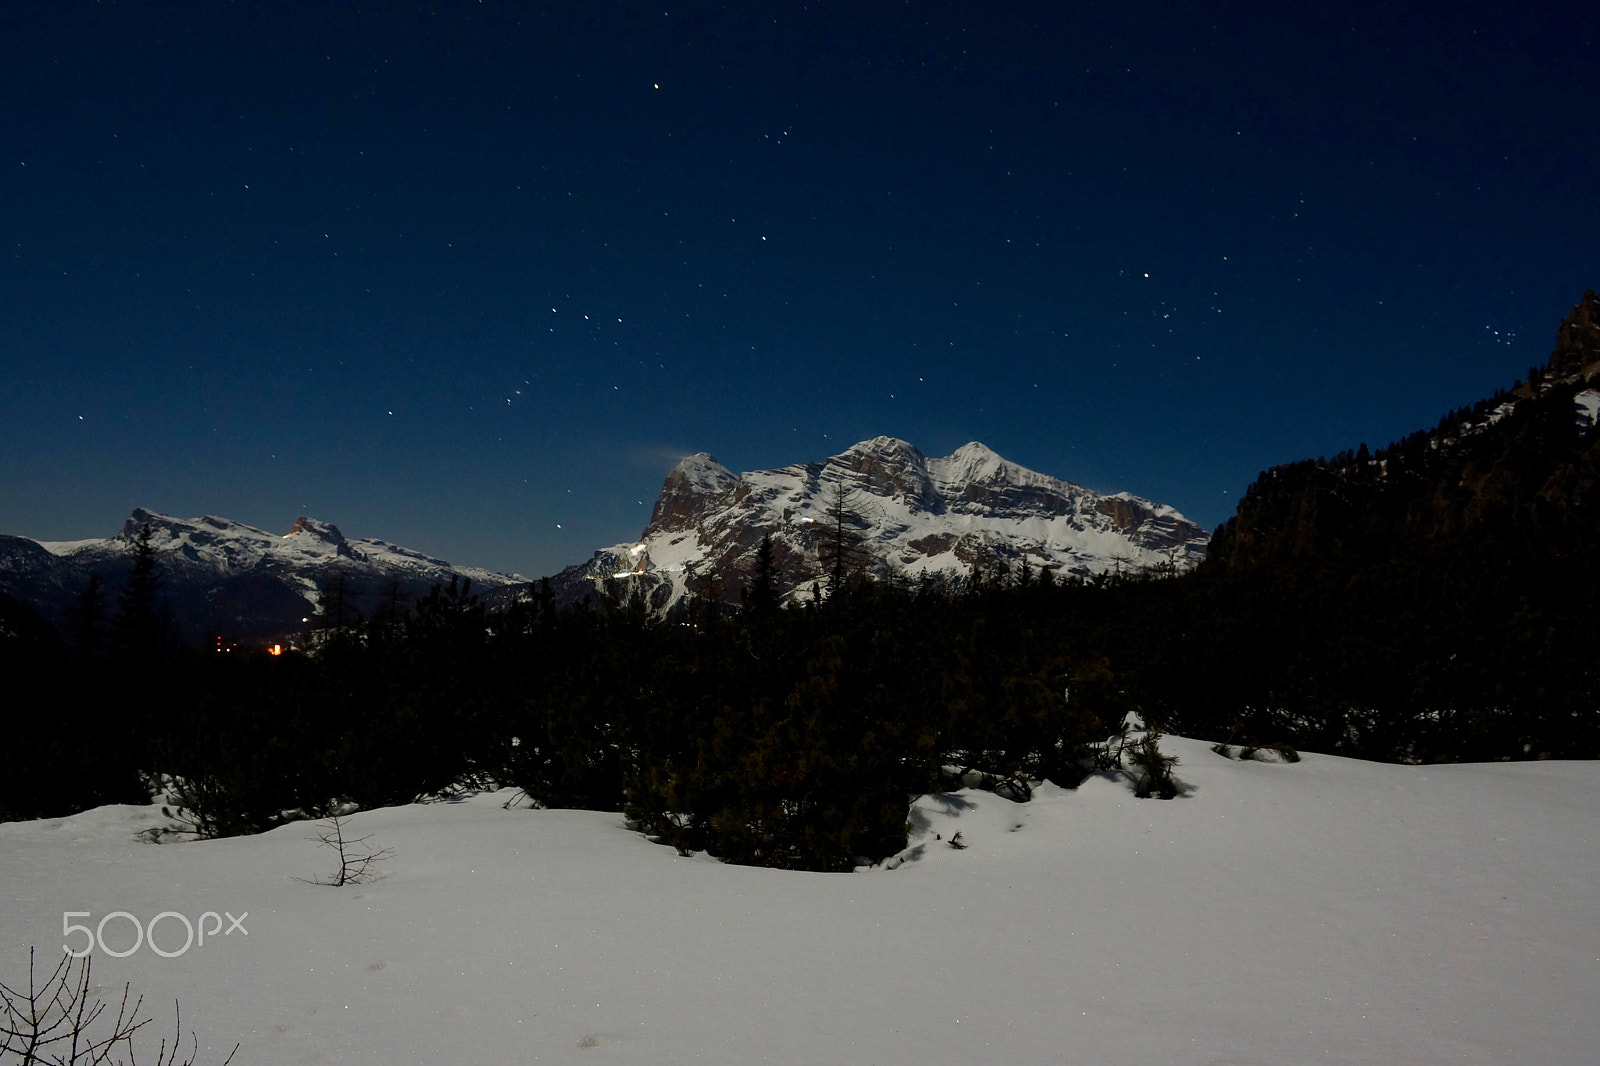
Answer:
[2, 734, 1596, 1065]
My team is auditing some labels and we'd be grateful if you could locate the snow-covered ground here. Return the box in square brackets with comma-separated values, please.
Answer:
[2, 734, 1596, 1064]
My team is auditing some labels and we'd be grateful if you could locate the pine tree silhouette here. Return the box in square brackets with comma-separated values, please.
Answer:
[111, 523, 172, 659]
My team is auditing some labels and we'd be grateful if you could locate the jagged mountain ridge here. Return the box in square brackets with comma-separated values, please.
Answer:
[0, 507, 528, 643]
[553, 437, 1209, 609]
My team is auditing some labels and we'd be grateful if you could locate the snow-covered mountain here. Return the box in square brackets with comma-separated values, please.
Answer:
[552, 437, 1208, 610]
[0, 508, 527, 643]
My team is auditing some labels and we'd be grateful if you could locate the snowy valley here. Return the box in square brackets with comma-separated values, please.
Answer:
[2, 731, 1595, 1065]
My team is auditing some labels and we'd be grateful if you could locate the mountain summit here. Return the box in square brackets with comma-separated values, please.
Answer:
[554, 437, 1208, 609]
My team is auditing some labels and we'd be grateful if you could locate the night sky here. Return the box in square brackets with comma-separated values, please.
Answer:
[4, 2, 1596, 578]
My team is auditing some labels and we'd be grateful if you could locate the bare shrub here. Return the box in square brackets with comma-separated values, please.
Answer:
[0, 947, 237, 1065]
[298, 813, 393, 887]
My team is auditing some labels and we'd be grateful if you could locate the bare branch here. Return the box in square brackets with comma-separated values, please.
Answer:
[296, 813, 394, 887]
[0, 948, 236, 1065]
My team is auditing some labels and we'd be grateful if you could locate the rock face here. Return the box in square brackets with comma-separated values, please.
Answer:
[0, 508, 527, 643]
[552, 438, 1208, 609]
[1547, 288, 1600, 381]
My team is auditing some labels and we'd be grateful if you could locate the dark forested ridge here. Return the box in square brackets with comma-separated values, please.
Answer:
[1208, 289, 1600, 571]
[3, 293, 1596, 867]
[1157, 290, 1600, 761]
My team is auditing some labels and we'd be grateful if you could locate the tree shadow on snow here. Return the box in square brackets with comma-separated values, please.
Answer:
[1090, 767, 1200, 800]
[881, 793, 979, 869]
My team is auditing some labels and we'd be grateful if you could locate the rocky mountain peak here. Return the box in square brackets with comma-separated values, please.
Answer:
[647, 453, 738, 533]
[119, 506, 168, 542]
[286, 516, 347, 545]
[943, 440, 1004, 475]
[838, 435, 926, 465]
[832, 437, 939, 511]
[119, 508, 244, 546]
[929, 441, 1027, 494]
[1548, 289, 1600, 382]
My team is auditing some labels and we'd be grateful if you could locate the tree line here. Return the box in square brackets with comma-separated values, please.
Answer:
[1, 535, 1162, 869]
[7, 381, 1598, 870]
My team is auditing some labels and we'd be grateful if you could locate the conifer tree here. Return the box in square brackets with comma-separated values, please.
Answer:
[317, 567, 360, 633]
[744, 534, 780, 614]
[819, 479, 867, 597]
[111, 523, 172, 658]
[66, 572, 107, 660]
[1129, 730, 1180, 798]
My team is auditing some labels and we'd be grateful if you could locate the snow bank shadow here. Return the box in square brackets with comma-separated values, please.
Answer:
[878, 793, 979, 869]
[882, 843, 928, 868]
[417, 785, 496, 805]
[915, 792, 976, 818]
[904, 792, 976, 833]
[1092, 767, 1199, 800]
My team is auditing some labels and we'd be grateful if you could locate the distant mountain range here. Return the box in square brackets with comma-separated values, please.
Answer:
[0, 440, 1209, 640]
[549, 437, 1209, 611]
[0, 509, 528, 643]
[12, 285, 1595, 648]
[29, 284, 1591, 638]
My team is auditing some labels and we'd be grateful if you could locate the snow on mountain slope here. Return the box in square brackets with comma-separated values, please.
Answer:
[39, 509, 517, 586]
[6, 508, 527, 641]
[1, 734, 1594, 1065]
[555, 437, 1208, 609]
[1576, 388, 1600, 428]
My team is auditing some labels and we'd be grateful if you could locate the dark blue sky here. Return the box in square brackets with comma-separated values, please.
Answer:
[4, 1, 1596, 577]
